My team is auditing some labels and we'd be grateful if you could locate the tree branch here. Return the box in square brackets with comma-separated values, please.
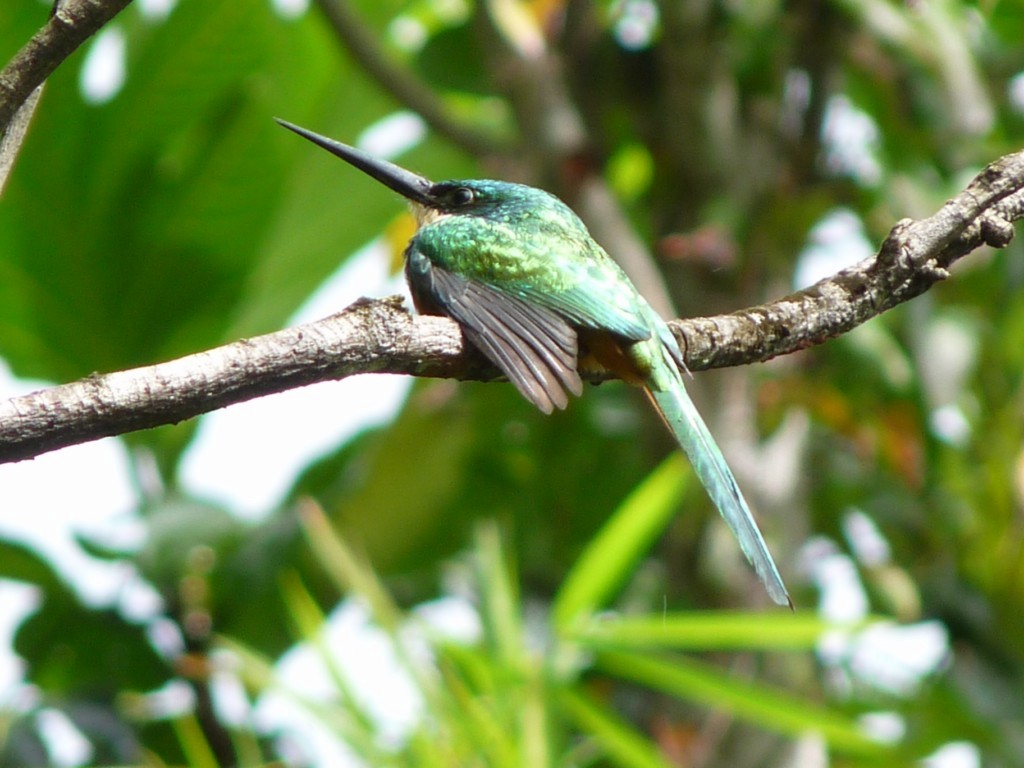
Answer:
[312, 0, 507, 158]
[2, 149, 1023, 464]
[678, 150, 1024, 368]
[0, 0, 133, 136]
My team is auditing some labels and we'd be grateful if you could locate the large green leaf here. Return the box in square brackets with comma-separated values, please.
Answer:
[0, 2, 48, 70]
[1, 1, 279, 378]
[15, 591, 167, 696]
[0, 0, 409, 383]
[0, 539, 68, 594]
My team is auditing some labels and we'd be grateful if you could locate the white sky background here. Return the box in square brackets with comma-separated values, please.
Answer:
[0, 4, 997, 766]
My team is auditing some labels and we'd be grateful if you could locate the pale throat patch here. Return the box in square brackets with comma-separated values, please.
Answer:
[410, 202, 449, 228]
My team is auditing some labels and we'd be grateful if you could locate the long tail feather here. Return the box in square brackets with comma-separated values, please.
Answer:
[648, 384, 791, 607]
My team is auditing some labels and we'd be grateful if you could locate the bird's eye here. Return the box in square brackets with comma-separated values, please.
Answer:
[451, 187, 475, 206]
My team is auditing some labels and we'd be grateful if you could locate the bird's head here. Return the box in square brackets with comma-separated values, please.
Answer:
[276, 119, 580, 231]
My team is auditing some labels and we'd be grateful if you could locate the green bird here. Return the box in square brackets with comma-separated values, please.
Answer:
[277, 119, 790, 607]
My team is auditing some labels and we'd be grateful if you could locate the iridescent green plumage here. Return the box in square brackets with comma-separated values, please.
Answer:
[409, 181, 654, 342]
[277, 119, 790, 607]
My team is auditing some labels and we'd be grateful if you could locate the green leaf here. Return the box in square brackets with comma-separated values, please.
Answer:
[0, 539, 68, 594]
[0, 0, 416, 406]
[0, 1, 286, 379]
[431, 643, 519, 765]
[553, 455, 687, 630]
[15, 593, 167, 695]
[595, 649, 889, 756]
[0, 3, 48, 66]
[277, 571, 386, 760]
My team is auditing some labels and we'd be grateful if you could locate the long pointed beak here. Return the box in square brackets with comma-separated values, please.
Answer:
[275, 118, 436, 207]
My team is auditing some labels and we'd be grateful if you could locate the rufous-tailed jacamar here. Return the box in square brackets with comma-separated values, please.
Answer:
[277, 118, 790, 607]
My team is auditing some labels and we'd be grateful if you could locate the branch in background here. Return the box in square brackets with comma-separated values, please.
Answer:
[312, 0, 506, 158]
[2, 148, 1022, 464]
[0, 0, 133, 135]
[472, 2, 678, 318]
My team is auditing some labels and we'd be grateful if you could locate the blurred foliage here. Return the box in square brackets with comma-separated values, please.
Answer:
[220, 490, 886, 768]
[1, 0, 1024, 765]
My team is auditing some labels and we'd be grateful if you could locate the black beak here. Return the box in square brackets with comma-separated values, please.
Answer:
[275, 118, 436, 207]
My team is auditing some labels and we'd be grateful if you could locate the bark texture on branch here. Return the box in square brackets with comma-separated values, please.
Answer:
[1, 149, 1023, 463]
[677, 151, 1024, 368]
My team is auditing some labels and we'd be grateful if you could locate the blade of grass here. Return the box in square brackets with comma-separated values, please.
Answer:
[474, 522, 554, 766]
[216, 635, 275, 693]
[297, 498, 402, 632]
[521, 665, 552, 768]
[171, 713, 219, 768]
[559, 686, 676, 768]
[279, 570, 378, 736]
[595, 649, 888, 756]
[434, 647, 519, 766]
[476, 521, 524, 669]
[228, 724, 265, 768]
[298, 499, 453, 754]
[571, 611, 856, 652]
[553, 455, 687, 631]
[217, 635, 383, 757]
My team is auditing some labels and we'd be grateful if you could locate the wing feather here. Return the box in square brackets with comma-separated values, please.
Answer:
[526, 286, 651, 343]
[424, 261, 583, 413]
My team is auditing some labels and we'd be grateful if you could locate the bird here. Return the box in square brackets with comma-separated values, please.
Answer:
[276, 118, 790, 607]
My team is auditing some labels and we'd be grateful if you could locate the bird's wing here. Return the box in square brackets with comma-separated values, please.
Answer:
[419, 253, 584, 414]
[526, 285, 652, 342]
[420, 232, 653, 343]
[510, 249, 653, 342]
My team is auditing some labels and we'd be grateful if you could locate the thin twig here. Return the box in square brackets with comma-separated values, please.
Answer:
[1, 148, 1022, 463]
[312, 0, 506, 158]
